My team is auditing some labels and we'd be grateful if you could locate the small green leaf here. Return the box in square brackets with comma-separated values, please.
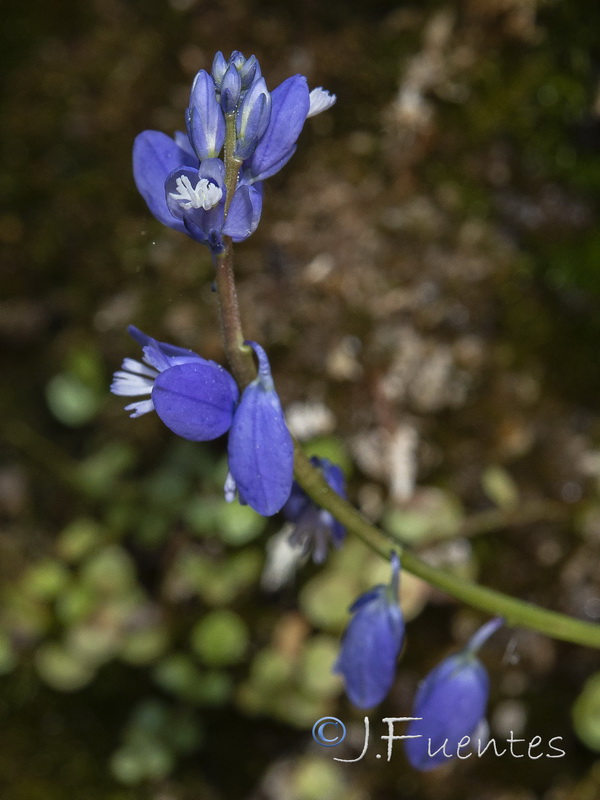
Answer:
[190, 610, 249, 666]
[46, 373, 101, 426]
[35, 642, 95, 691]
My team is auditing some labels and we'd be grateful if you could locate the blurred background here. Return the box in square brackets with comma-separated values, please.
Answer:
[2, 0, 600, 797]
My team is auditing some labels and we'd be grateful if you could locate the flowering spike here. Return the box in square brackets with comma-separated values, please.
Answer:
[404, 618, 504, 770]
[334, 554, 405, 708]
[133, 53, 334, 251]
[226, 342, 293, 516]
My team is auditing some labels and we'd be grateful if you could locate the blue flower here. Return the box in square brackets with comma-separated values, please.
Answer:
[133, 138, 262, 255]
[112, 329, 294, 517]
[133, 51, 335, 251]
[243, 76, 315, 183]
[110, 326, 239, 440]
[404, 617, 504, 771]
[225, 341, 294, 517]
[334, 553, 404, 709]
[282, 457, 346, 563]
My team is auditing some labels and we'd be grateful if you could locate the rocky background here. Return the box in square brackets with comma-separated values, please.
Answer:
[2, 0, 600, 798]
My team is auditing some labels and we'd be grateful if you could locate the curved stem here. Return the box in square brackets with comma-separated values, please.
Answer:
[292, 445, 600, 649]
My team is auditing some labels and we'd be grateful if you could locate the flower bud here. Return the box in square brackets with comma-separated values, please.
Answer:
[220, 63, 242, 113]
[186, 70, 225, 159]
[334, 553, 404, 708]
[234, 77, 272, 160]
[404, 617, 504, 770]
[227, 341, 293, 516]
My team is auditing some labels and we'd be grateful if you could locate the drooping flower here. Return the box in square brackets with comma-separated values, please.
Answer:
[404, 617, 504, 771]
[133, 51, 336, 252]
[110, 326, 239, 441]
[282, 456, 346, 563]
[226, 341, 294, 517]
[334, 553, 404, 709]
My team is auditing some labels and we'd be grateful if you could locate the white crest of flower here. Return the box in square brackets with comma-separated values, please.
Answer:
[307, 87, 337, 118]
[111, 358, 158, 418]
[169, 175, 223, 211]
[260, 525, 305, 591]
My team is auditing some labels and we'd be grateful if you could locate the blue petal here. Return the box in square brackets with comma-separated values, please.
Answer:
[321, 459, 346, 498]
[222, 184, 262, 241]
[132, 131, 196, 231]
[247, 145, 297, 183]
[198, 157, 226, 187]
[248, 75, 309, 181]
[186, 70, 226, 159]
[227, 343, 293, 516]
[182, 205, 226, 251]
[404, 655, 489, 770]
[152, 362, 239, 441]
[174, 131, 197, 160]
[183, 218, 224, 253]
[334, 588, 404, 708]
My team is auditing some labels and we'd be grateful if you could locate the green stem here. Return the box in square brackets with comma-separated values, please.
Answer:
[223, 112, 243, 217]
[292, 445, 600, 649]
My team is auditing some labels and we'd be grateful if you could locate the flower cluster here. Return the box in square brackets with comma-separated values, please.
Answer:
[282, 456, 347, 564]
[133, 50, 335, 254]
[111, 326, 293, 516]
[119, 51, 508, 777]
